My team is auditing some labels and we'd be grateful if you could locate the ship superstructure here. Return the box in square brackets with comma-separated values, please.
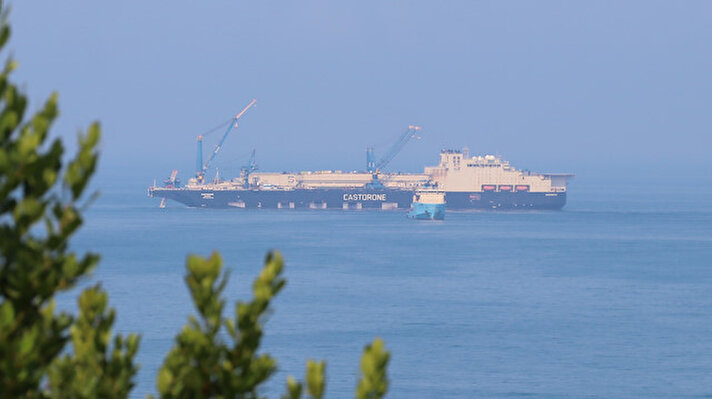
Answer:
[423, 149, 573, 209]
[426, 150, 568, 192]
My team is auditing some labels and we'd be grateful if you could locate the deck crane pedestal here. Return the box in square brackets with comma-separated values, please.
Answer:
[195, 99, 257, 183]
[365, 125, 422, 189]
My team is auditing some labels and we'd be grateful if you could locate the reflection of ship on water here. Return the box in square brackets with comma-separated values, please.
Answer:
[148, 102, 573, 210]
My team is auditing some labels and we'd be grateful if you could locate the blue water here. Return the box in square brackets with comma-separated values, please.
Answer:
[62, 178, 712, 398]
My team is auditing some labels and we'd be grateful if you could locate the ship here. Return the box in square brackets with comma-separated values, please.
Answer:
[408, 190, 446, 220]
[148, 102, 573, 210]
[149, 148, 573, 210]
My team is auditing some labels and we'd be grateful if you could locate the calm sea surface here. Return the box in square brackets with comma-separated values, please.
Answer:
[61, 177, 712, 398]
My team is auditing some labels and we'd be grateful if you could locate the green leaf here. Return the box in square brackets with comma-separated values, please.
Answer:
[356, 338, 390, 399]
[306, 360, 326, 399]
[283, 375, 303, 399]
[157, 368, 174, 393]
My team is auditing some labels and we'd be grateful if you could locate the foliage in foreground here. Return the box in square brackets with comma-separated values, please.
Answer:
[0, 3, 138, 396]
[0, 2, 390, 398]
[155, 251, 390, 399]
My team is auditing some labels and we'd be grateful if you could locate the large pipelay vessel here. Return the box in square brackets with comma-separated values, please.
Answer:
[149, 150, 573, 210]
[148, 101, 573, 210]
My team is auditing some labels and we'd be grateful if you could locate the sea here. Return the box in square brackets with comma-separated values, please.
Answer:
[60, 173, 712, 398]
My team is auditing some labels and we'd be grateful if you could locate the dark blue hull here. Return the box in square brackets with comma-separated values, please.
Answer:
[149, 187, 566, 210]
[151, 188, 413, 210]
[444, 191, 566, 210]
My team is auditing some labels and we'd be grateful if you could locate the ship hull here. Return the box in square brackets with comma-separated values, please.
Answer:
[444, 191, 566, 210]
[408, 202, 446, 220]
[149, 187, 566, 210]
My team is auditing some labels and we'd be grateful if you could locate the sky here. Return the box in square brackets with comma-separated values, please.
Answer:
[8, 1, 712, 184]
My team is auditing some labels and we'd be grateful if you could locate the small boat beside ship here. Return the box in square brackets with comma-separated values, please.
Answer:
[408, 191, 446, 220]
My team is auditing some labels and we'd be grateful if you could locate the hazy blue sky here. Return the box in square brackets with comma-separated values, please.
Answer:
[9, 1, 712, 183]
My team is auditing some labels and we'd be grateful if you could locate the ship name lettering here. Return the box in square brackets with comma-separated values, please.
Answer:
[342, 193, 386, 201]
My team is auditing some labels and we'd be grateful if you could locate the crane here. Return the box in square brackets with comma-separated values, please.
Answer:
[239, 149, 258, 188]
[367, 125, 422, 174]
[365, 125, 422, 188]
[196, 99, 257, 183]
